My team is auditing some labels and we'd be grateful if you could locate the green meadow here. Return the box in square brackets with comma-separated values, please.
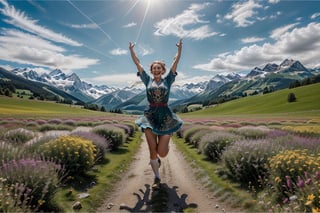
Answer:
[0, 96, 121, 119]
[182, 82, 320, 119]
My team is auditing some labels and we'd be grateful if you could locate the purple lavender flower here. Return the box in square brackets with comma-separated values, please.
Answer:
[285, 176, 292, 189]
[305, 178, 312, 185]
[297, 176, 304, 188]
[314, 171, 320, 180]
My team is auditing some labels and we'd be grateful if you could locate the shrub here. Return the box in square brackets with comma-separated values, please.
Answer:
[38, 124, 73, 132]
[47, 119, 62, 124]
[176, 124, 192, 138]
[233, 126, 269, 139]
[0, 141, 24, 166]
[23, 135, 58, 156]
[36, 119, 47, 125]
[0, 158, 62, 210]
[71, 131, 109, 163]
[93, 124, 126, 151]
[113, 123, 131, 141]
[274, 134, 320, 154]
[40, 135, 96, 174]
[0, 178, 32, 212]
[222, 139, 283, 187]
[281, 125, 320, 137]
[62, 119, 76, 126]
[2, 128, 35, 145]
[287, 92, 296, 102]
[183, 125, 208, 144]
[26, 121, 39, 128]
[199, 131, 241, 162]
[114, 122, 136, 137]
[267, 149, 320, 201]
[188, 129, 212, 148]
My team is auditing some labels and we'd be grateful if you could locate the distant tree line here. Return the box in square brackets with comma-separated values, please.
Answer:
[289, 74, 320, 89]
[0, 80, 15, 97]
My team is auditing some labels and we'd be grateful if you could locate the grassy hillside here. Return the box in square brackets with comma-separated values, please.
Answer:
[183, 83, 320, 118]
[0, 96, 119, 118]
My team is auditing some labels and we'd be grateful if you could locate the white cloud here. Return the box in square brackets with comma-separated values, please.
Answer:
[122, 22, 137, 28]
[311, 12, 320, 19]
[241, 36, 265, 43]
[154, 2, 218, 40]
[0, 29, 98, 71]
[193, 22, 320, 72]
[110, 48, 128, 56]
[270, 23, 299, 40]
[88, 73, 138, 87]
[175, 72, 211, 86]
[0, 0, 82, 46]
[224, 0, 263, 27]
[268, 0, 280, 4]
[136, 44, 154, 56]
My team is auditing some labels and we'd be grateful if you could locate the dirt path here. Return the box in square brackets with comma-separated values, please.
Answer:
[97, 135, 239, 212]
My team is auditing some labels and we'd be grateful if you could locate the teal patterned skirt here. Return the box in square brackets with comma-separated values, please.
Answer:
[135, 105, 183, 135]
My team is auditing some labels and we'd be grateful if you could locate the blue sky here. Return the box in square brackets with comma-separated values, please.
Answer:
[0, 0, 319, 88]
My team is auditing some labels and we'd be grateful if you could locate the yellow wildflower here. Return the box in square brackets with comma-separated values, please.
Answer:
[313, 207, 320, 213]
[305, 194, 315, 206]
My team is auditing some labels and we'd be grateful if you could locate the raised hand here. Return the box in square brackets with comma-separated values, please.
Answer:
[129, 41, 135, 50]
[176, 39, 183, 49]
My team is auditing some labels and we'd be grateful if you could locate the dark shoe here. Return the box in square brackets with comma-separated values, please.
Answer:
[152, 177, 161, 189]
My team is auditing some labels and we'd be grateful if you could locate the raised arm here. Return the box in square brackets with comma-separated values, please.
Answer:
[170, 39, 183, 73]
[129, 42, 143, 74]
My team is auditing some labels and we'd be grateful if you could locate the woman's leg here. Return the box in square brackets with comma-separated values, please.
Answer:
[157, 134, 171, 158]
[144, 128, 158, 160]
[145, 128, 161, 179]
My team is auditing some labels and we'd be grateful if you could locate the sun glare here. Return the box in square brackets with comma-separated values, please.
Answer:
[143, 0, 160, 8]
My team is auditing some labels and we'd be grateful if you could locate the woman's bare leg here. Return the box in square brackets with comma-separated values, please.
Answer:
[157, 134, 171, 158]
[145, 128, 161, 179]
[144, 128, 158, 160]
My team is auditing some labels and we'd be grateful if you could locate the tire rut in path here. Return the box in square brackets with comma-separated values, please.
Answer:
[97, 135, 237, 212]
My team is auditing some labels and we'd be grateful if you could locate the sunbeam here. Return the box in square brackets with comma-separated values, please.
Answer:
[66, 0, 119, 48]
[135, 0, 151, 44]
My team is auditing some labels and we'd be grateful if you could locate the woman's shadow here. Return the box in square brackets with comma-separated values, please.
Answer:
[119, 183, 197, 212]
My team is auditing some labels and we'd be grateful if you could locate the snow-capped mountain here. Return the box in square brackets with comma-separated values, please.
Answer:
[205, 72, 241, 91]
[246, 59, 310, 79]
[12, 68, 118, 102]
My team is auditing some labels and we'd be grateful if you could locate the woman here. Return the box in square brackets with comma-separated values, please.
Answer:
[129, 39, 183, 187]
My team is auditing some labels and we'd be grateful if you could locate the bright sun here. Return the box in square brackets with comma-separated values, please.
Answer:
[143, 0, 160, 7]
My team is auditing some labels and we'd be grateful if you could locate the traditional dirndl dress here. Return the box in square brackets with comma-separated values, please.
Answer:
[135, 70, 183, 135]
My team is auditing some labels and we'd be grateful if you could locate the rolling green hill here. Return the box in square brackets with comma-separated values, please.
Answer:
[0, 96, 115, 118]
[183, 83, 320, 118]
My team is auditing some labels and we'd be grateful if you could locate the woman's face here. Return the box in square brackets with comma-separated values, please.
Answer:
[151, 63, 164, 77]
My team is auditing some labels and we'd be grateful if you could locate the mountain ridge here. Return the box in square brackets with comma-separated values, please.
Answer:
[1, 58, 319, 113]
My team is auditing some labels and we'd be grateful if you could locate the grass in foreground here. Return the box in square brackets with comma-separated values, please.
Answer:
[52, 131, 142, 212]
[173, 135, 258, 212]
